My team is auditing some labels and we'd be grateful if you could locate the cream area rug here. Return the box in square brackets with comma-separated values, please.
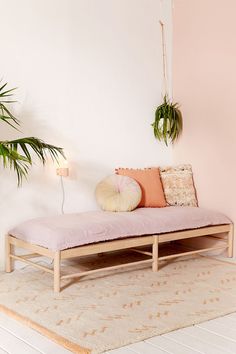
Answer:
[1, 251, 236, 354]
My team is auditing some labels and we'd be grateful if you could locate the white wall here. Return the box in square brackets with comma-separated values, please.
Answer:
[0, 0, 172, 268]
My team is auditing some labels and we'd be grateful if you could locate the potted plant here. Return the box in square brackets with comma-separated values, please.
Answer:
[152, 21, 183, 145]
[0, 81, 64, 184]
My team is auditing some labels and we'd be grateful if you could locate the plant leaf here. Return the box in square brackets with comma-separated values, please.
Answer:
[152, 97, 183, 145]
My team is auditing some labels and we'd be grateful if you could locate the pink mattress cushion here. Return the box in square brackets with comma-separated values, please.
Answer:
[9, 207, 231, 251]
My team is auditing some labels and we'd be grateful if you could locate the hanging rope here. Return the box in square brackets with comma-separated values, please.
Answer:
[159, 20, 169, 98]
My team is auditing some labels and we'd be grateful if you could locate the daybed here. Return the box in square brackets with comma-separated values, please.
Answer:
[6, 206, 233, 293]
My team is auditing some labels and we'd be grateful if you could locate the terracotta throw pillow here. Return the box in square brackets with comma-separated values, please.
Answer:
[159, 164, 198, 207]
[116, 168, 166, 208]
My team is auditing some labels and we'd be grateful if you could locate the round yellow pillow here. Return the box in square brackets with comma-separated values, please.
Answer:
[95, 174, 142, 212]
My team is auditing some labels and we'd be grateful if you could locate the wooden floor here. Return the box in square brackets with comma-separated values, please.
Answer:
[1, 255, 236, 354]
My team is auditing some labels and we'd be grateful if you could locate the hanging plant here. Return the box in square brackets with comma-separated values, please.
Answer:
[152, 94, 182, 145]
[152, 21, 183, 145]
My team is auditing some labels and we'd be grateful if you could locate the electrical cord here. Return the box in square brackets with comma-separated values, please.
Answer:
[60, 175, 65, 214]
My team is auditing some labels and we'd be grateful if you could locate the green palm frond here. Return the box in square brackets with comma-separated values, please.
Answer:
[0, 137, 65, 185]
[0, 81, 65, 185]
[0, 82, 19, 129]
[0, 142, 30, 184]
[6, 137, 64, 164]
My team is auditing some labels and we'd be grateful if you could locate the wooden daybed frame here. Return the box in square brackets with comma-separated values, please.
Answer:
[5, 223, 234, 293]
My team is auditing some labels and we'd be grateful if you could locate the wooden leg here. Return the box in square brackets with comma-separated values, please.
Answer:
[228, 224, 234, 258]
[54, 251, 61, 293]
[5, 234, 14, 273]
[152, 235, 159, 272]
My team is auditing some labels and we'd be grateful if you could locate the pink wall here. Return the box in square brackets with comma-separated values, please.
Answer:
[173, 0, 236, 253]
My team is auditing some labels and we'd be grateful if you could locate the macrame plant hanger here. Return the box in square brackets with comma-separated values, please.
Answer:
[159, 20, 169, 100]
[151, 4, 183, 145]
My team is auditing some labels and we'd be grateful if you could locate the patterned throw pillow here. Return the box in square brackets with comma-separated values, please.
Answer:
[159, 164, 198, 207]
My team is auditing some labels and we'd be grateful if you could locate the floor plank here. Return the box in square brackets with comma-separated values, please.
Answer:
[0, 326, 40, 354]
[197, 319, 236, 342]
[0, 348, 8, 354]
[0, 312, 71, 354]
[146, 335, 200, 354]
[125, 341, 167, 354]
[180, 326, 236, 353]
[211, 315, 236, 327]
[164, 328, 225, 354]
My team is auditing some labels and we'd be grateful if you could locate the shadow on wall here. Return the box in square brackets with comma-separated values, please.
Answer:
[63, 159, 116, 214]
[0, 103, 114, 215]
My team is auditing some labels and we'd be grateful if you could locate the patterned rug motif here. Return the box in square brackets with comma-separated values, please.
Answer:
[0, 252, 236, 353]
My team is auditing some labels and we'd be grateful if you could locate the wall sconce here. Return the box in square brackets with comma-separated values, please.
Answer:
[56, 167, 69, 177]
[56, 159, 69, 177]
